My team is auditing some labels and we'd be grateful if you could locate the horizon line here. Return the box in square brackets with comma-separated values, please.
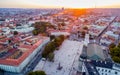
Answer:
[0, 7, 120, 9]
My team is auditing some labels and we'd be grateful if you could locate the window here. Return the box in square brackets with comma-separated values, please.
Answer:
[105, 70, 107, 72]
[102, 73, 103, 75]
[97, 68, 100, 71]
[102, 69, 104, 71]
[115, 71, 118, 74]
[109, 70, 111, 73]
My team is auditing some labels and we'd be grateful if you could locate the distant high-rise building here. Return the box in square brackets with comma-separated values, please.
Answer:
[62, 7, 64, 10]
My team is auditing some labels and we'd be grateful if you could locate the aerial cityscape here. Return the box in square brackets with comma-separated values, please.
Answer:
[0, 0, 120, 75]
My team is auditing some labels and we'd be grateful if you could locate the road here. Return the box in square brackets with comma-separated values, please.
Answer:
[95, 16, 118, 44]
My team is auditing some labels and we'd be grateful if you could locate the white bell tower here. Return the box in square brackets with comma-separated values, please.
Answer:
[84, 34, 89, 46]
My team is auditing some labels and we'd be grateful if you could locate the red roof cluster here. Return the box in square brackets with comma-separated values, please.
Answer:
[0, 39, 43, 66]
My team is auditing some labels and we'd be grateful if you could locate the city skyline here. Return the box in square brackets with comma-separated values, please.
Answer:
[0, 0, 120, 8]
[0, 2, 120, 75]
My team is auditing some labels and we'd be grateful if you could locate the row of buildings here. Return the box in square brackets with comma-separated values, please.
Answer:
[100, 22, 120, 46]
[0, 8, 73, 75]
[78, 16, 120, 75]
[0, 32, 50, 73]
[0, 8, 60, 74]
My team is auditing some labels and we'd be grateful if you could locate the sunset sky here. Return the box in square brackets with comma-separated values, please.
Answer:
[0, 0, 120, 8]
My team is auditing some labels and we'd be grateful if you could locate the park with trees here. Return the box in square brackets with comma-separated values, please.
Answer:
[32, 22, 54, 35]
[109, 43, 120, 63]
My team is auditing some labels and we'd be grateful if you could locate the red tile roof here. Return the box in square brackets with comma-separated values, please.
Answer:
[0, 39, 43, 66]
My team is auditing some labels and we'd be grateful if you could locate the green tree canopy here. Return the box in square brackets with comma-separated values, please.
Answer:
[13, 31, 18, 35]
[32, 30, 38, 35]
[109, 43, 116, 49]
[50, 35, 55, 41]
[32, 22, 54, 35]
[81, 31, 86, 38]
[112, 56, 120, 63]
[59, 35, 65, 40]
[48, 52, 54, 61]
[110, 47, 120, 56]
[110, 43, 120, 63]
[42, 35, 65, 58]
[54, 37, 62, 47]
[117, 42, 120, 48]
[28, 71, 46, 75]
[83, 26, 88, 30]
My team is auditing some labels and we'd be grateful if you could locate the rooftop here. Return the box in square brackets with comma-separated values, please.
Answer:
[90, 60, 113, 69]
[0, 35, 49, 66]
[84, 60, 114, 75]
[84, 61, 100, 75]
[87, 43, 105, 60]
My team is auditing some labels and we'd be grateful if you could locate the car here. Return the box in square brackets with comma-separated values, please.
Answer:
[41, 58, 46, 61]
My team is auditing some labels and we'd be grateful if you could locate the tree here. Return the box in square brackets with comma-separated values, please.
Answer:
[83, 26, 88, 30]
[46, 41, 56, 52]
[42, 41, 56, 58]
[42, 44, 52, 58]
[118, 42, 120, 48]
[48, 52, 54, 62]
[54, 37, 62, 47]
[50, 35, 55, 41]
[112, 56, 120, 63]
[81, 31, 86, 38]
[32, 30, 38, 35]
[42, 35, 65, 58]
[28, 71, 46, 75]
[110, 47, 120, 56]
[61, 22, 65, 26]
[8, 40, 11, 43]
[39, 25, 46, 33]
[59, 35, 65, 41]
[13, 31, 18, 35]
[109, 43, 116, 49]
[110, 44, 120, 63]
[34, 23, 46, 33]
[32, 22, 54, 35]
